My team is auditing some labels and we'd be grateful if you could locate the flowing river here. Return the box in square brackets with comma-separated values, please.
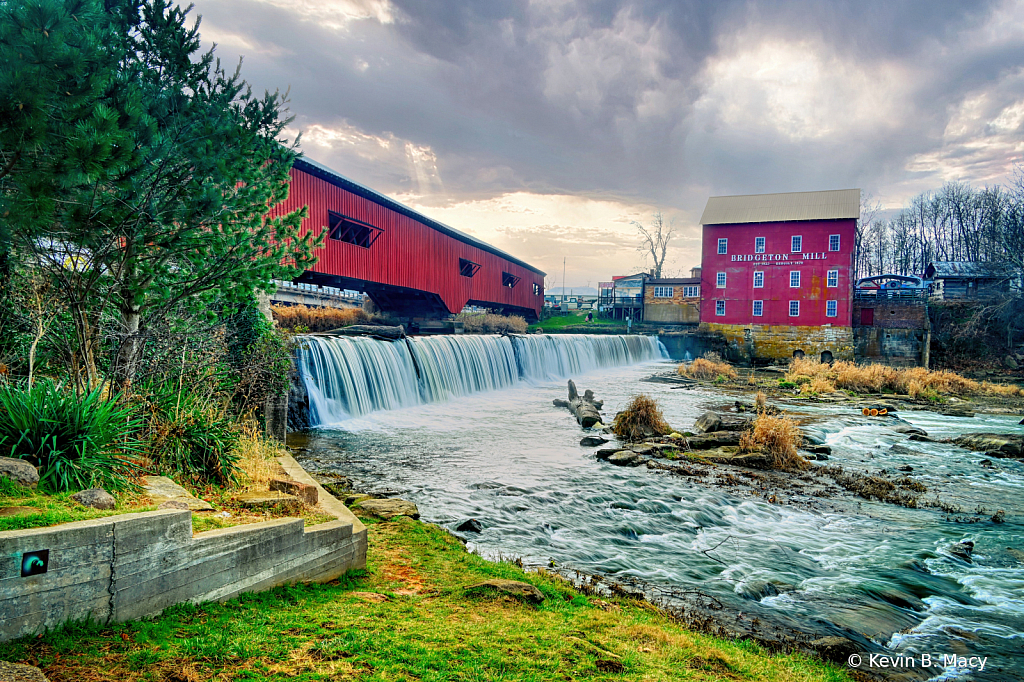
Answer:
[291, 333, 1024, 681]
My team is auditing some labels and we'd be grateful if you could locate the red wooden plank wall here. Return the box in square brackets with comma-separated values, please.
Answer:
[270, 166, 544, 317]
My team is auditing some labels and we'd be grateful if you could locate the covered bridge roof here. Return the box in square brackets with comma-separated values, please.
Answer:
[700, 189, 861, 225]
[294, 157, 545, 276]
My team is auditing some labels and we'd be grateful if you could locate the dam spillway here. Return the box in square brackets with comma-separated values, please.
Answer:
[295, 333, 667, 425]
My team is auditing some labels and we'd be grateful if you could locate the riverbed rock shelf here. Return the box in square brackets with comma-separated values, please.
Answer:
[948, 432, 1023, 458]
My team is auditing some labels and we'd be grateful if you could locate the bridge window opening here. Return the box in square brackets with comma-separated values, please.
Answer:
[502, 272, 520, 289]
[328, 211, 381, 248]
[533, 282, 540, 296]
[459, 258, 481, 278]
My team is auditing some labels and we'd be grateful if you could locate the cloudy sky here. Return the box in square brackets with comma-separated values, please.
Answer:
[193, 0, 1024, 287]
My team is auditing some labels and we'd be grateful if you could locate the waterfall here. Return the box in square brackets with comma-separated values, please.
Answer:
[296, 334, 668, 425]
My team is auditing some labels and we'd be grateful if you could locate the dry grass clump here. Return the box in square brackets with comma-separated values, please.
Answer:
[755, 391, 767, 412]
[679, 352, 738, 381]
[981, 381, 1024, 397]
[739, 413, 808, 470]
[272, 304, 370, 332]
[781, 358, 1003, 398]
[233, 422, 282, 492]
[612, 394, 672, 441]
[456, 312, 528, 334]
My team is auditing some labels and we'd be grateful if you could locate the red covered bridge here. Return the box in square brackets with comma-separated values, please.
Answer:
[271, 157, 545, 321]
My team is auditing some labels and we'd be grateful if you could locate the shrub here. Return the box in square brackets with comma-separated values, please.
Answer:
[272, 304, 370, 332]
[612, 394, 672, 441]
[0, 380, 141, 492]
[140, 385, 240, 486]
[807, 377, 836, 394]
[679, 352, 738, 381]
[739, 413, 808, 470]
[778, 381, 797, 389]
[456, 312, 528, 334]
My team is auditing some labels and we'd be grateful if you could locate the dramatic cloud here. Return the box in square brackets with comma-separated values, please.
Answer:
[189, 0, 1024, 284]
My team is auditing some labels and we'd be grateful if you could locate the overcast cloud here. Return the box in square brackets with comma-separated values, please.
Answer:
[192, 0, 1024, 285]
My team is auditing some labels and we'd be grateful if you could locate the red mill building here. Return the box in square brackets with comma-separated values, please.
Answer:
[699, 189, 860, 362]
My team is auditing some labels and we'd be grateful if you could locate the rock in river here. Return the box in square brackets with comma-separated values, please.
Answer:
[693, 411, 722, 433]
[607, 451, 643, 466]
[456, 518, 483, 533]
[952, 433, 1023, 458]
[890, 423, 928, 437]
[808, 637, 860, 665]
[580, 435, 609, 447]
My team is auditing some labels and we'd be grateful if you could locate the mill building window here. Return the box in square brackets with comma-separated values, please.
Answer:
[715, 300, 725, 316]
[328, 211, 382, 248]
[827, 270, 838, 287]
[752, 300, 763, 317]
[829, 234, 841, 252]
[826, 300, 838, 317]
[755, 237, 765, 254]
[683, 285, 699, 297]
[653, 286, 674, 298]
[791, 235, 802, 252]
[716, 272, 726, 288]
[718, 238, 728, 255]
[459, 258, 481, 278]
[753, 271, 764, 288]
[789, 300, 800, 317]
[790, 271, 801, 288]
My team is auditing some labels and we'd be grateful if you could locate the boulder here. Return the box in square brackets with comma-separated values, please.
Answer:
[357, 498, 420, 520]
[700, 447, 772, 469]
[0, 457, 38, 488]
[607, 451, 643, 466]
[1006, 355, 1019, 370]
[465, 579, 545, 604]
[952, 433, 1023, 458]
[595, 448, 620, 460]
[0, 661, 49, 682]
[71, 488, 116, 510]
[693, 411, 722, 433]
[948, 540, 974, 563]
[579, 436, 608, 447]
[684, 431, 743, 450]
[897, 465, 914, 472]
[808, 637, 860, 665]
[345, 493, 372, 506]
[908, 434, 936, 443]
[269, 478, 318, 505]
[801, 444, 832, 456]
[890, 423, 928, 437]
[456, 518, 483, 533]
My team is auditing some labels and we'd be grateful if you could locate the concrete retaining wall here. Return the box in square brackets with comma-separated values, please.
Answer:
[0, 458, 366, 642]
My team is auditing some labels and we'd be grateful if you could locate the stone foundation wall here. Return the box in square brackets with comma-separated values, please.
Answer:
[853, 328, 926, 367]
[852, 301, 928, 329]
[702, 322, 854, 363]
[0, 458, 366, 642]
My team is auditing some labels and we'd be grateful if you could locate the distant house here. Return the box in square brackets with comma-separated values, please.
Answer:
[600, 273, 650, 320]
[643, 269, 702, 324]
[923, 262, 1013, 301]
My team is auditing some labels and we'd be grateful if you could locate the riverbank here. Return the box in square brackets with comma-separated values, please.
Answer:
[0, 511, 853, 682]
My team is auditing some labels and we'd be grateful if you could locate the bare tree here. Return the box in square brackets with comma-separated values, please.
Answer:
[633, 212, 674, 279]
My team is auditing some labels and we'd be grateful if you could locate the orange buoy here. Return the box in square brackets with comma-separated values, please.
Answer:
[862, 408, 870, 416]
[869, 408, 879, 416]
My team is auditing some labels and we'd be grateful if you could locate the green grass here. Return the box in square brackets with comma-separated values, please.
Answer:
[0, 515, 852, 682]
[530, 312, 624, 332]
[0, 478, 155, 532]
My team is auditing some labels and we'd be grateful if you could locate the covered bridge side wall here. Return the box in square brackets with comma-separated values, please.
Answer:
[271, 166, 544, 318]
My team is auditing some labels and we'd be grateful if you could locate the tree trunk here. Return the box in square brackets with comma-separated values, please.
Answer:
[567, 380, 603, 428]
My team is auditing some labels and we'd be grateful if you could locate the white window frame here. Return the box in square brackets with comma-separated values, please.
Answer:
[826, 300, 838, 317]
[789, 300, 800, 317]
[791, 235, 802, 253]
[715, 300, 725, 316]
[827, 270, 838, 287]
[753, 271, 764, 288]
[755, 236, 765, 254]
[752, 300, 763, 317]
[717, 238, 728, 255]
[829, 234, 840, 252]
[653, 286, 673, 298]
[790, 271, 801, 288]
[716, 272, 727, 288]
[683, 285, 699, 297]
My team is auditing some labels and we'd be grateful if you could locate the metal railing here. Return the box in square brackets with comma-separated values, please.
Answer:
[853, 288, 927, 301]
[598, 294, 644, 306]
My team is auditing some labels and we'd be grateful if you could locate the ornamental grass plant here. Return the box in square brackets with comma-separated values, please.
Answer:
[0, 380, 141, 492]
[739, 413, 808, 470]
[679, 352, 738, 381]
[612, 394, 672, 441]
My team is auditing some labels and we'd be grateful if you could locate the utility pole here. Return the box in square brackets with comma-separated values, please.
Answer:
[562, 257, 566, 312]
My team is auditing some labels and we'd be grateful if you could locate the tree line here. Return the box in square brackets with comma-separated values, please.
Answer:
[855, 168, 1024, 285]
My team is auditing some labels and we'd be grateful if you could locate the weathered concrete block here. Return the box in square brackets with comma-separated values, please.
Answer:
[269, 478, 318, 505]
